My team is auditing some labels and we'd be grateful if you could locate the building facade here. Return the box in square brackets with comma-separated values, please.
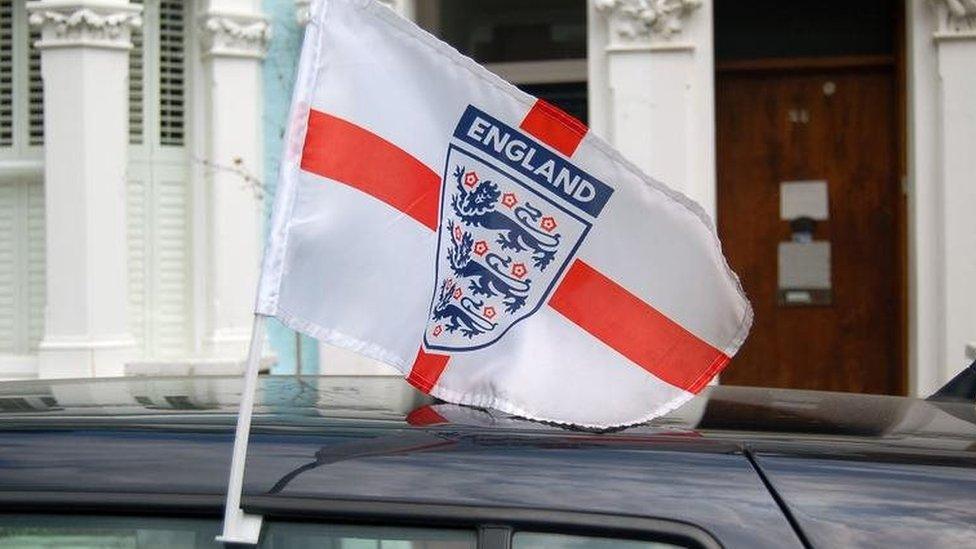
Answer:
[1, 0, 973, 398]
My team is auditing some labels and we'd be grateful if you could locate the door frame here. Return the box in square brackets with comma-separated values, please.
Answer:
[712, 7, 908, 395]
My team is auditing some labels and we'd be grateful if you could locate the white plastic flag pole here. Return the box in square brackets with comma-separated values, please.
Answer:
[216, 314, 266, 545]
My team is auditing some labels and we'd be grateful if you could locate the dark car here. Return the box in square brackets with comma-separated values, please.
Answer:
[0, 375, 974, 548]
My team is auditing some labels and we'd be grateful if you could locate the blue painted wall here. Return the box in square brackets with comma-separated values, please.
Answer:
[262, 0, 319, 374]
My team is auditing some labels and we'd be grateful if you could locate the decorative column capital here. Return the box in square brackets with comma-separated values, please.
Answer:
[931, 0, 976, 41]
[295, 0, 311, 26]
[199, 11, 271, 59]
[594, 0, 702, 47]
[26, 1, 142, 51]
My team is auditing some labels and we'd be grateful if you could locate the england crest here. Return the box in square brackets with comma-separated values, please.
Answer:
[423, 106, 613, 352]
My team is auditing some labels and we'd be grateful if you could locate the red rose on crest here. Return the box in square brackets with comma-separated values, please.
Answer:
[511, 263, 528, 279]
[540, 216, 557, 232]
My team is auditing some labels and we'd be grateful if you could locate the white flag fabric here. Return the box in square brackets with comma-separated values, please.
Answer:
[258, 0, 752, 428]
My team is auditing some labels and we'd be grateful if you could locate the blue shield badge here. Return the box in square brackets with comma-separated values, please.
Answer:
[423, 106, 613, 352]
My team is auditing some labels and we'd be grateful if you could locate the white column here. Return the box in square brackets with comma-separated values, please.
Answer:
[198, 1, 270, 359]
[27, 0, 141, 378]
[934, 7, 976, 383]
[908, 1, 976, 395]
[589, 0, 716, 215]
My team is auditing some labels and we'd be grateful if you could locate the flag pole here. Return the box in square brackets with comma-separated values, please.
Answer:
[216, 313, 267, 545]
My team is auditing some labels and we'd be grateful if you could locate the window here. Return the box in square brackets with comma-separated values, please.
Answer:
[0, 516, 476, 549]
[0, 515, 220, 548]
[0, 515, 707, 548]
[129, 1, 145, 145]
[157, 0, 185, 147]
[0, 2, 13, 148]
[0, 1, 45, 359]
[0, 0, 42, 152]
[419, 0, 585, 63]
[127, 0, 191, 359]
[26, 26, 41, 146]
[714, 0, 895, 62]
[514, 532, 683, 549]
[415, 0, 588, 123]
[262, 523, 477, 548]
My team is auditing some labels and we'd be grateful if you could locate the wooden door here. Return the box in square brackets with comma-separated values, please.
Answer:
[716, 64, 904, 394]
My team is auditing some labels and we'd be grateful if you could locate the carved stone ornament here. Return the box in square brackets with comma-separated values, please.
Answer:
[295, 0, 311, 27]
[594, 0, 702, 42]
[200, 12, 271, 59]
[932, 0, 976, 37]
[27, 2, 142, 50]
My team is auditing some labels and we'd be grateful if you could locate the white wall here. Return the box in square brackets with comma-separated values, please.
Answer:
[588, 0, 716, 215]
[907, 0, 976, 395]
[196, 0, 270, 362]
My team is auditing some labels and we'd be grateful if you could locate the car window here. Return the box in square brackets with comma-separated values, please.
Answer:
[0, 515, 689, 548]
[0, 515, 476, 549]
[0, 514, 220, 548]
[261, 522, 476, 548]
[513, 532, 685, 549]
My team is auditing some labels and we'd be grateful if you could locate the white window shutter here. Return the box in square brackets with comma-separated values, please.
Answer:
[127, 168, 148, 351]
[0, 2, 46, 358]
[26, 181, 44, 349]
[27, 26, 42, 147]
[129, 0, 144, 145]
[0, 184, 16, 351]
[0, 1, 13, 148]
[158, 0, 184, 147]
[0, 180, 45, 354]
[127, 0, 189, 358]
[153, 165, 189, 355]
[127, 164, 190, 358]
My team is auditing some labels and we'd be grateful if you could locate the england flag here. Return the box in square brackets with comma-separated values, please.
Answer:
[257, 0, 752, 428]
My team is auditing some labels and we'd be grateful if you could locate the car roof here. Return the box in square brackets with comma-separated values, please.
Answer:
[1, 376, 975, 547]
[1, 374, 974, 444]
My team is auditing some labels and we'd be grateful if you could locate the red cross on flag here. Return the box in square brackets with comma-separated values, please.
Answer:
[257, 0, 752, 428]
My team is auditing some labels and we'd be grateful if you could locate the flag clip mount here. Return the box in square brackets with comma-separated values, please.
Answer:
[216, 509, 263, 546]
